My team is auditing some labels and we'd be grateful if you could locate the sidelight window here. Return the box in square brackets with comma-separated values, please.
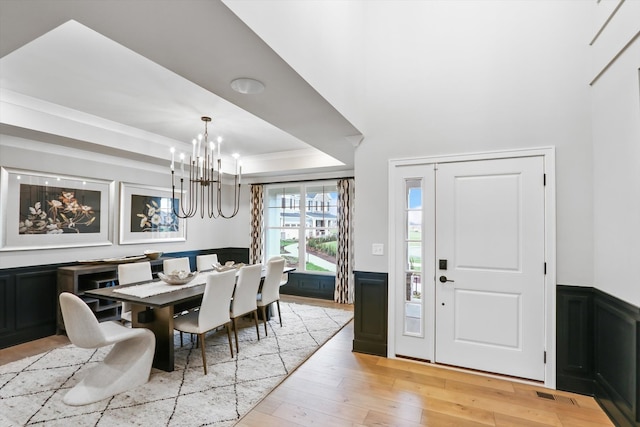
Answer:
[404, 179, 423, 336]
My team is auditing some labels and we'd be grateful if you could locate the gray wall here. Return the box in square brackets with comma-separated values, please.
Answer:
[0, 136, 251, 269]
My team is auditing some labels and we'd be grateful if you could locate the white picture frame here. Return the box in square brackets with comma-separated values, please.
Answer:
[0, 167, 114, 251]
[119, 182, 186, 245]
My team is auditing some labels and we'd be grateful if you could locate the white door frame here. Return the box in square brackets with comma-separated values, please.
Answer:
[387, 146, 556, 389]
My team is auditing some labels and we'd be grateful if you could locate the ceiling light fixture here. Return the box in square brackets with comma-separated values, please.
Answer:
[170, 116, 241, 219]
[230, 77, 265, 94]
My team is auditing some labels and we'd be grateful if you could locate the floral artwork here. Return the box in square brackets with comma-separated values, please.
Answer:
[130, 194, 179, 233]
[18, 184, 100, 235]
[119, 182, 185, 244]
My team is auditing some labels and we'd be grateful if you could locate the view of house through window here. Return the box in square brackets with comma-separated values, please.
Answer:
[264, 182, 338, 274]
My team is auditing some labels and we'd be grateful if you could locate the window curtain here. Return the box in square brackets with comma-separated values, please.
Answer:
[335, 178, 355, 304]
[249, 184, 264, 265]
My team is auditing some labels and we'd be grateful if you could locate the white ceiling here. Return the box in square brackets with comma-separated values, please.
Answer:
[0, 0, 362, 178]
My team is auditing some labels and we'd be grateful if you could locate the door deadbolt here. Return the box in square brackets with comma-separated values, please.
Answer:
[439, 275, 454, 283]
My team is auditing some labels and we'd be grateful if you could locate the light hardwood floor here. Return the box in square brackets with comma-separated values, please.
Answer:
[0, 296, 612, 426]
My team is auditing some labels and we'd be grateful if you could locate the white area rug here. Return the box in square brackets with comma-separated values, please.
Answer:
[0, 302, 353, 426]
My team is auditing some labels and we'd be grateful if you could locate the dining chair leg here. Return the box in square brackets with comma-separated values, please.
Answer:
[276, 300, 282, 326]
[199, 333, 207, 375]
[180, 331, 183, 347]
[226, 322, 234, 358]
[253, 310, 260, 340]
[261, 306, 268, 336]
[232, 317, 239, 353]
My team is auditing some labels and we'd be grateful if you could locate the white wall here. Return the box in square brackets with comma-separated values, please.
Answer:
[359, 1, 594, 288]
[0, 136, 250, 269]
[590, 0, 640, 306]
[223, 0, 366, 133]
[229, 1, 595, 287]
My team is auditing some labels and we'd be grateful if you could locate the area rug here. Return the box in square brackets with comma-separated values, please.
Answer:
[0, 302, 353, 426]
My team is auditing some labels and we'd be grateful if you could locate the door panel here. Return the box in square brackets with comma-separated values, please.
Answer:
[454, 290, 520, 348]
[454, 174, 521, 271]
[435, 156, 545, 381]
[393, 165, 435, 360]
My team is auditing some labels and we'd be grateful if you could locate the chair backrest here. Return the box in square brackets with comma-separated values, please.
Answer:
[231, 263, 262, 317]
[163, 257, 191, 274]
[196, 254, 219, 272]
[198, 269, 237, 331]
[118, 261, 153, 285]
[260, 257, 286, 306]
[59, 292, 107, 348]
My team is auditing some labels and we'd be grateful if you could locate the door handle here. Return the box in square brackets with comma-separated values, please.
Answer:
[439, 275, 455, 283]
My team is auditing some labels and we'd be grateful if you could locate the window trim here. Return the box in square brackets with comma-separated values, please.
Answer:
[263, 180, 338, 275]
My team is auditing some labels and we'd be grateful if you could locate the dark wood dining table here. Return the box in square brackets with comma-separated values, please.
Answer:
[84, 267, 294, 372]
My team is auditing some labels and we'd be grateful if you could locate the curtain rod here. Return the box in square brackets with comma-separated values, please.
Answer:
[251, 176, 354, 186]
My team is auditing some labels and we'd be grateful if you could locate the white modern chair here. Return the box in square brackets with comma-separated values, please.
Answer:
[163, 257, 191, 274]
[58, 292, 155, 406]
[164, 258, 197, 345]
[173, 269, 236, 375]
[196, 253, 219, 272]
[230, 263, 262, 352]
[117, 261, 153, 323]
[257, 257, 286, 336]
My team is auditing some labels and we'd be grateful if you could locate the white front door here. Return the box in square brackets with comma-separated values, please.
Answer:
[391, 154, 547, 381]
[434, 156, 545, 380]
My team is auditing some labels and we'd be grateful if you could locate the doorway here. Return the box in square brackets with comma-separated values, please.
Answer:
[388, 148, 556, 385]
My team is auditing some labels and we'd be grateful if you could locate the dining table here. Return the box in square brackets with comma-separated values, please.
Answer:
[84, 266, 294, 372]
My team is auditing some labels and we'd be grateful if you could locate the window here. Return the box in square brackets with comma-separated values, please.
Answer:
[404, 179, 423, 336]
[264, 181, 338, 274]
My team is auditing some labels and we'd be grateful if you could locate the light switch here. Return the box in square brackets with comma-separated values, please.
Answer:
[372, 243, 384, 256]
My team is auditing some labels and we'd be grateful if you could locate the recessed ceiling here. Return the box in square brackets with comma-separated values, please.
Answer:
[0, 0, 362, 178]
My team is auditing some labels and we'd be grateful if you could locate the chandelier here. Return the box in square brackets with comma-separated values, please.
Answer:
[170, 116, 241, 219]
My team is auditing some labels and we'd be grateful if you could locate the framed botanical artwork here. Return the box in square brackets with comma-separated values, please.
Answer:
[0, 167, 114, 251]
[119, 182, 186, 245]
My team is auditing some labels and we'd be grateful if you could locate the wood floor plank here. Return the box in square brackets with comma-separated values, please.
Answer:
[447, 380, 613, 426]
[511, 381, 604, 411]
[268, 385, 369, 423]
[422, 410, 497, 427]
[280, 379, 426, 424]
[271, 402, 358, 427]
[377, 357, 518, 393]
[251, 395, 285, 416]
[494, 412, 560, 426]
[421, 397, 497, 425]
[362, 409, 426, 427]
[238, 410, 305, 427]
[393, 377, 564, 426]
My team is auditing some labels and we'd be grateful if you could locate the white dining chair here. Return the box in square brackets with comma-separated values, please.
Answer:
[117, 261, 153, 323]
[257, 257, 286, 335]
[173, 269, 237, 375]
[163, 257, 191, 273]
[164, 258, 198, 345]
[59, 292, 155, 405]
[230, 263, 262, 352]
[196, 254, 219, 272]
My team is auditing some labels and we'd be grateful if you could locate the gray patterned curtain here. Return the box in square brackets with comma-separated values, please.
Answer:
[335, 178, 355, 304]
[249, 184, 264, 265]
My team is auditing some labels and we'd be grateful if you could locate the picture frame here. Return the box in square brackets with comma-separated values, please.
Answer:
[119, 182, 186, 245]
[0, 167, 114, 251]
